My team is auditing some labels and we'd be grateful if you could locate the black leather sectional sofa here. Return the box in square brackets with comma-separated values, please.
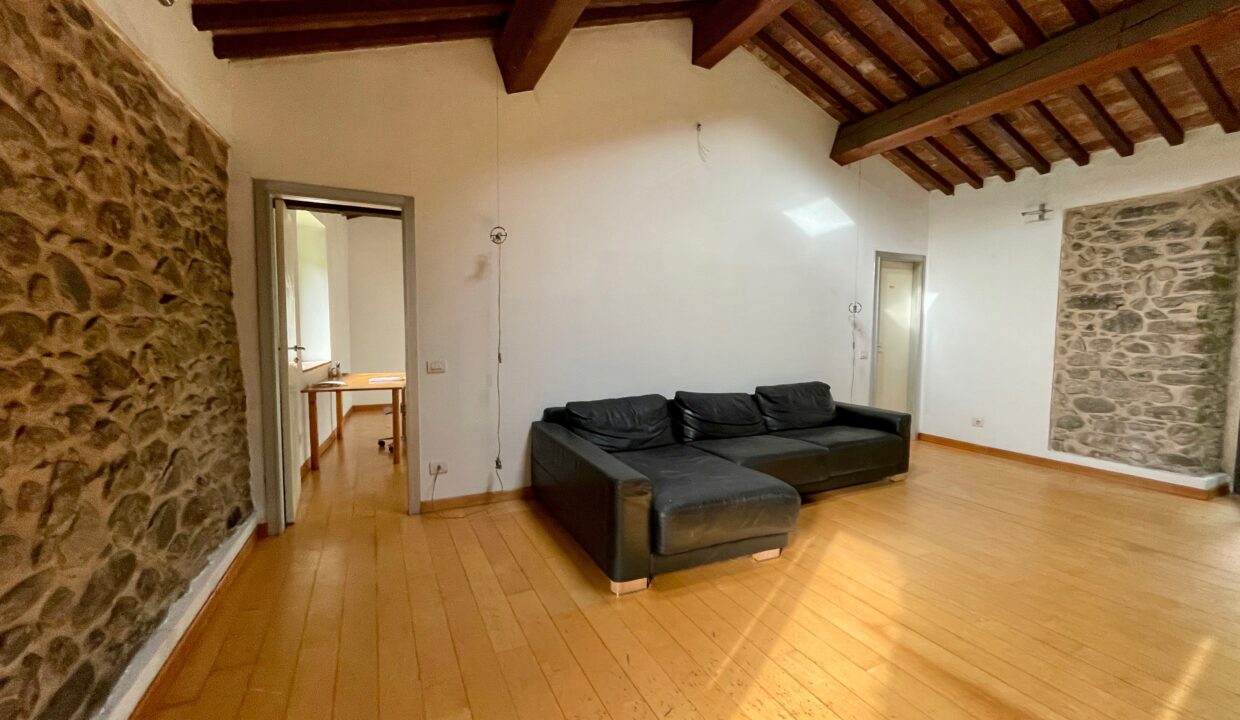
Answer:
[530, 381, 910, 593]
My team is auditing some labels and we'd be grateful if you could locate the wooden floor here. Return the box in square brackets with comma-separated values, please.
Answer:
[137, 412, 1240, 720]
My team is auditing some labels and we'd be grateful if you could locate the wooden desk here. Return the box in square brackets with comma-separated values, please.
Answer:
[301, 372, 406, 470]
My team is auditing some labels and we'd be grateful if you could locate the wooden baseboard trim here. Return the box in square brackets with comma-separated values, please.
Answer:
[351, 403, 392, 413]
[130, 527, 258, 716]
[916, 433, 1230, 500]
[420, 487, 533, 514]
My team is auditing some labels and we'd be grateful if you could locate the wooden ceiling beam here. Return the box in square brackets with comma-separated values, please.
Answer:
[934, 0, 1001, 64]
[993, 0, 1046, 49]
[1028, 99, 1089, 165]
[1118, 68, 1184, 145]
[830, 0, 1240, 164]
[1066, 84, 1134, 155]
[192, 0, 506, 32]
[893, 148, 955, 194]
[751, 32, 862, 120]
[923, 137, 984, 188]
[867, 0, 960, 80]
[988, 113, 1051, 173]
[1176, 45, 1240, 133]
[693, 0, 797, 68]
[812, 0, 920, 92]
[494, 0, 592, 92]
[954, 126, 1016, 181]
[1060, 0, 1100, 25]
[774, 15, 892, 109]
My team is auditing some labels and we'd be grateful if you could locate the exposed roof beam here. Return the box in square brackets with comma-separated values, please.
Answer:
[210, 2, 704, 59]
[812, 0, 920, 92]
[774, 15, 892, 109]
[924, 137, 984, 188]
[993, 0, 1046, 48]
[988, 113, 1051, 173]
[868, 0, 960, 80]
[934, 0, 1001, 64]
[193, 0, 505, 32]
[1176, 45, 1240, 132]
[693, 0, 797, 68]
[1028, 99, 1089, 165]
[954, 126, 1016, 181]
[1066, 84, 1134, 155]
[1060, 0, 1100, 25]
[1118, 68, 1184, 145]
[751, 32, 861, 120]
[494, 0, 592, 92]
[893, 148, 955, 195]
[830, 0, 1240, 164]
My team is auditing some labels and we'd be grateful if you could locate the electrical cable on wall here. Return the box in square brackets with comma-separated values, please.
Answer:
[492, 68, 506, 492]
[847, 164, 864, 403]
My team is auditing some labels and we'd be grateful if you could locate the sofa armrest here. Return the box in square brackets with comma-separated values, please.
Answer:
[530, 422, 653, 583]
[833, 403, 911, 473]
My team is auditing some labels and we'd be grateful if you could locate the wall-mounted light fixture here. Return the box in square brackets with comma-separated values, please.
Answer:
[158, 0, 175, 7]
[1022, 203, 1053, 223]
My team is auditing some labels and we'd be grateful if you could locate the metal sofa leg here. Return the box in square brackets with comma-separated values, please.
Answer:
[609, 578, 649, 596]
[752, 548, 781, 562]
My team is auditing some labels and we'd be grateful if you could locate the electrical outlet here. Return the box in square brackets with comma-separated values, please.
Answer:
[429, 462, 447, 475]
[971, 417, 985, 428]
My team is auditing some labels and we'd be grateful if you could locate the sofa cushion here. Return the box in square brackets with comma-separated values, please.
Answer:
[690, 435, 832, 490]
[565, 395, 675, 452]
[613, 445, 800, 556]
[754, 382, 837, 431]
[673, 391, 766, 441]
[775, 426, 904, 476]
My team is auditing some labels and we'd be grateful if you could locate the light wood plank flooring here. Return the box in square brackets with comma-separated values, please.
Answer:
[137, 412, 1240, 720]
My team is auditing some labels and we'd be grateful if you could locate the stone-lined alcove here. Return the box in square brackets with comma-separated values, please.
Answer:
[0, 1, 251, 717]
[1050, 177, 1240, 475]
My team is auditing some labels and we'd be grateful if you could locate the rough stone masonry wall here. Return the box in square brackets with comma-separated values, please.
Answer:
[0, 1, 252, 718]
[1050, 177, 1240, 476]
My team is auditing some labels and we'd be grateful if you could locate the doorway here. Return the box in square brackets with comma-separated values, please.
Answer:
[871, 253, 925, 421]
[254, 181, 418, 535]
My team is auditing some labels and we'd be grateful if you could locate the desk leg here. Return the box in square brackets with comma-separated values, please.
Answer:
[335, 392, 345, 449]
[308, 393, 320, 472]
[391, 388, 401, 463]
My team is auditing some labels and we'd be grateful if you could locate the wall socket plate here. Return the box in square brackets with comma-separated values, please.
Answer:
[429, 462, 447, 474]
[426, 360, 447, 374]
[971, 417, 985, 428]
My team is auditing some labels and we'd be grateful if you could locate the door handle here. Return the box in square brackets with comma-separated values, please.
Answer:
[290, 345, 306, 352]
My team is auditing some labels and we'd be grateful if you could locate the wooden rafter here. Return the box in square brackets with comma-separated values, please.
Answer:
[933, 0, 1001, 64]
[751, 32, 862, 120]
[893, 147, 956, 194]
[993, 0, 1046, 48]
[812, 0, 920, 92]
[192, 0, 506, 32]
[1066, 84, 1135, 155]
[1176, 45, 1240, 132]
[774, 15, 891, 109]
[954, 126, 1016, 181]
[1028, 99, 1089, 165]
[1118, 68, 1184, 145]
[867, 0, 960, 80]
[830, 0, 1240, 164]
[924, 137, 985, 188]
[988, 113, 1051, 173]
[693, 0, 797, 68]
[494, 0, 592, 92]
[1060, 0, 1100, 25]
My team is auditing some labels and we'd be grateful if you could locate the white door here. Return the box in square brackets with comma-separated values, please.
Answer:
[274, 200, 305, 523]
[875, 261, 915, 412]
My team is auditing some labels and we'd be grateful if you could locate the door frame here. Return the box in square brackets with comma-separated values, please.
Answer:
[254, 179, 420, 535]
[869, 252, 926, 432]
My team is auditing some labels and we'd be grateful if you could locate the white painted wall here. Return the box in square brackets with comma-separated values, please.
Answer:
[326, 213, 354, 417]
[347, 217, 407, 406]
[227, 20, 929, 501]
[922, 127, 1240, 489]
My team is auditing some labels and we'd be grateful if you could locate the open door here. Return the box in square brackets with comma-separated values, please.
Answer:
[274, 200, 305, 523]
[872, 254, 925, 418]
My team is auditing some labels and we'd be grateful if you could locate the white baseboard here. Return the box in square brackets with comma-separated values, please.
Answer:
[92, 515, 258, 720]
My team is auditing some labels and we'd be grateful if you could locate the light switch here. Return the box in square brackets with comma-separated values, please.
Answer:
[426, 360, 447, 374]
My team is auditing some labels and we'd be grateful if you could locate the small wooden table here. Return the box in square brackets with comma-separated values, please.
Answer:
[301, 372, 406, 470]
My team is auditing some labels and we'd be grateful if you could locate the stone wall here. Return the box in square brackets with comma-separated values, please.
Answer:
[0, 1, 251, 718]
[1050, 178, 1240, 475]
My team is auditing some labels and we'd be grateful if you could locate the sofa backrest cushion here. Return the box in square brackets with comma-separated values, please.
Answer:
[564, 394, 676, 452]
[673, 391, 767, 441]
[754, 381, 837, 431]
